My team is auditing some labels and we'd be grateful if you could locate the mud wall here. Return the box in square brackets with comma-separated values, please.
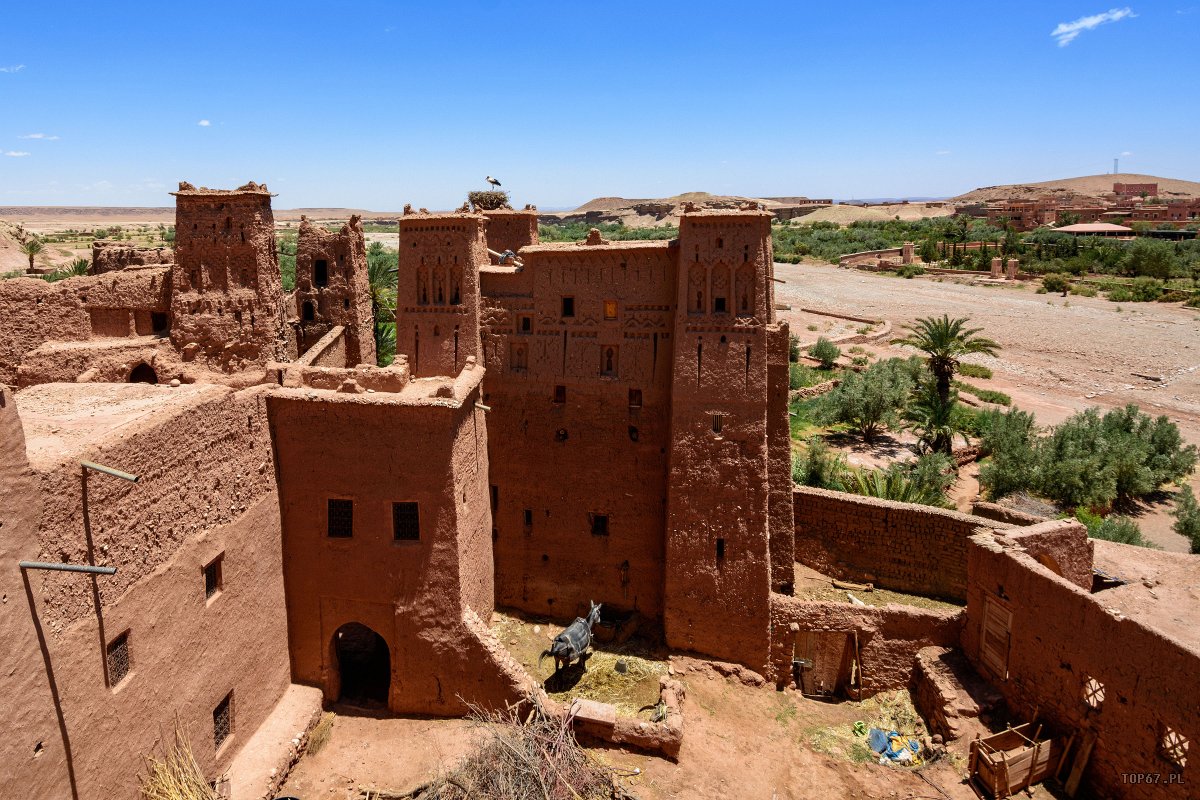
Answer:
[793, 487, 1007, 601]
[269, 366, 519, 715]
[394, 212, 485, 378]
[482, 209, 539, 255]
[0, 267, 171, 384]
[170, 183, 288, 371]
[664, 210, 780, 675]
[962, 536, 1199, 800]
[91, 241, 172, 275]
[0, 385, 289, 799]
[292, 216, 375, 367]
[770, 594, 963, 697]
[480, 240, 677, 622]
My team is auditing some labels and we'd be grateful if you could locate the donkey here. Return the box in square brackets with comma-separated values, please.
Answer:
[540, 601, 602, 674]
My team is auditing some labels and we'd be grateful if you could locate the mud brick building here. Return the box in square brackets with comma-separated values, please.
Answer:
[1, 183, 1196, 800]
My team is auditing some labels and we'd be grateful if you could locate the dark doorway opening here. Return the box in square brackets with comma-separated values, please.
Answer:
[128, 363, 158, 384]
[333, 623, 390, 707]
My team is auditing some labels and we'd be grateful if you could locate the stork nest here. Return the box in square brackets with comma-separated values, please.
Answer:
[468, 190, 511, 211]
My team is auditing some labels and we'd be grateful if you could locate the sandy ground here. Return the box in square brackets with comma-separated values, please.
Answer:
[278, 663, 1050, 800]
[778, 263, 1200, 551]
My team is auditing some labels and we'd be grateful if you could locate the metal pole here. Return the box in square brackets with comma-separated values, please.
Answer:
[19, 561, 117, 576]
[80, 461, 139, 483]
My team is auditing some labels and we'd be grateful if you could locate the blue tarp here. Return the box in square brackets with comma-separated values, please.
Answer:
[867, 727, 920, 763]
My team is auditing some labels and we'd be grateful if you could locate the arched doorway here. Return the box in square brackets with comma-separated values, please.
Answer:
[128, 363, 158, 384]
[332, 622, 390, 707]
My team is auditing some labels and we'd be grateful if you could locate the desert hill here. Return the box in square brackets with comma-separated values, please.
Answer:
[951, 173, 1200, 205]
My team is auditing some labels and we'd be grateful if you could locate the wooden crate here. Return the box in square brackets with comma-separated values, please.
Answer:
[968, 723, 1062, 799]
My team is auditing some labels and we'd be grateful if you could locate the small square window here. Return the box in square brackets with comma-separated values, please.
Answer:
[328, 499, 353, 538]
[628, 389, 642, 409]
[1083, 675, 1105, 709]
[519, 315, 532, 334]
[213, 692, 234, 750]
[561, 297, 575, 318]
[713, 297, 727, 313]
[393, 502, 420, 541]
[204, 554, 223, 599]
[590, 514, 609, 536]
[1160, 724, 1189, 769]
[553, 385, 566, 404]
[107, 631, 131, 687]
[604, 300, 618, 320]
[712, 413, 723, 434]
[523, 509, 533, 528]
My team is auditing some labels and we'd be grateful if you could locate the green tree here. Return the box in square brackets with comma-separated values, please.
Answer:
[919, 238, 938, 264]
[1042, 273, 1072, 296]
[977, 407, 1039, 499]
[19, 238, 44, 271]
[1124, 239, 1174, 279]
[788, 334, 800, 363]
[366, 243, 398, 366]
[792, 437, 849, 491]
[903, 379, 970, 455]
[808, 337, 841, 369]
[817, 358, 913, 442]
[893, 315, 1000, 414]
[1172, 485, 1200, 554]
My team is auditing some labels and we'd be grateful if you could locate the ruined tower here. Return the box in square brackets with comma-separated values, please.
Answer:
[662, 205, 791, 672]
[394, 209, 486, 378]
[292, 215, 376, 366]
[170, 182, 288, 369]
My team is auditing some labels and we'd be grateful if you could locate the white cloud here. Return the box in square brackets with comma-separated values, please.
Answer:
[197, 119, 211, 127]
[1120, 150, 1134, 156]
[19, 133, 59, 140]
[4, 151, 31, 157]
[1051, 7, 1136, 47]
[936, 149, 952, 156]
[0, 64, 25, 73]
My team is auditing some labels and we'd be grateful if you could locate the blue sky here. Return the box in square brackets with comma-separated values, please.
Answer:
[1, 2, 1197, 209]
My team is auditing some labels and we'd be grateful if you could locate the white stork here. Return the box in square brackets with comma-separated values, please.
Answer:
[486, 175, 502, 189]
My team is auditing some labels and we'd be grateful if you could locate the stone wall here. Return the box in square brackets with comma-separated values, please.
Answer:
[794, 487, 1008, 601]
[962, 535, 1199, 800]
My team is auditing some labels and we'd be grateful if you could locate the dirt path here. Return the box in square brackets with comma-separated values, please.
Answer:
[777, 263, 1200, 551]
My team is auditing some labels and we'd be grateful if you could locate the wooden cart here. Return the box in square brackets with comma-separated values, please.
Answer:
[968, 723, 1062, 799]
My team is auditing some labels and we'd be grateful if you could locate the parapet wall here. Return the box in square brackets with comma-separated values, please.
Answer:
[794, 487, 1007, 601]
[90, 241, 173, 274]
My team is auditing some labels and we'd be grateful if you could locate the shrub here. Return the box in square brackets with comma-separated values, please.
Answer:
[808, 337, 841, 368]
[977, 408, 1038, 499]
[792, 438, 848, 491]
[1077, 512, 1155, 548]
[843, 462, 952, 508]
[817, 358, 913, 442]
[1188, 294, 1200, 309]
[789, 362, 824, 390]
[957, 362, 993, 380]
[898, 264, 925, 279]
[788, 334, 800, 363]
[1042, 273, 1071, 294]
[1172, 485, 1200, 554]
[1069, 283, 1098, 297]
[954, 380, 1011, 406]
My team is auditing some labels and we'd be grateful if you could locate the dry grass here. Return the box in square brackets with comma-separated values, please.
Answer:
[139, 723, 217, 800]
[372, 696, 637, 799]
[308, 711, 336, 756]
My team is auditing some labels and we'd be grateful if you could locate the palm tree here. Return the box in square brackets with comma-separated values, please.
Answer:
[19, 238, 44, 271]
[903, 379, 970, 456]
[844, 463, 951, 508]
[894, 315, 999, 409]
[366, 251, 398, 366]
